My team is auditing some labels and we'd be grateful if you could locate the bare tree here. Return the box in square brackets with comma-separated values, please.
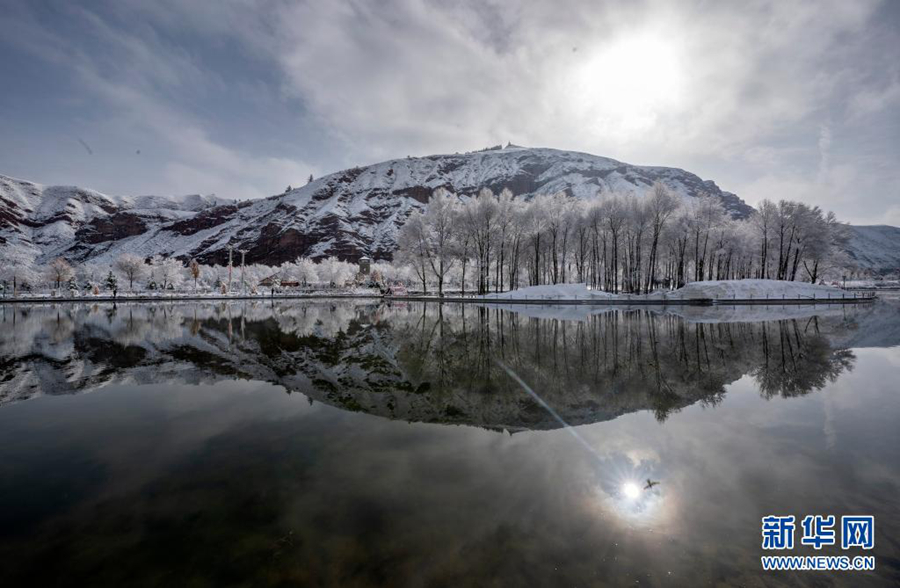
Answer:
[388, 186, 850, 294]
[46, 258, 74, 290]
[644, 183, 679, 292]
[396, 212, 430, 294]
[115, 254, 147, 291]
[189, 258, 201, 291]
[422, 188, 458, 296]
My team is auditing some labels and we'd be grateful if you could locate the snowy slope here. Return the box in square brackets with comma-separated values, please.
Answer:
[845, 225, 900, 274]
[0, 146, 799, 267]
[0, 174, 232, 265]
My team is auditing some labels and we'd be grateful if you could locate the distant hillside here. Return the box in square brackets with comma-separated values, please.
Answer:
[846, 225, 900, 274]
[0, 146, 754, 266]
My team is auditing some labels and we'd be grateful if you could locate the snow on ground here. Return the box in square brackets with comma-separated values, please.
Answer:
[661, 279, 848, 300]
[479, 279, 851, 301]
[480, 283, 616, 300]
[3, 287, 383, 301]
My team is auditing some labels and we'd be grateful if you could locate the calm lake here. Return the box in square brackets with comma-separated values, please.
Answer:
[1, 299, 899, 586]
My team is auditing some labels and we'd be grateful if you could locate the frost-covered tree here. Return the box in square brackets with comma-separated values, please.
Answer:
[290, 258, 318, 286]
[46, 258, 74, 290]
[372, 261, 412, 287]
[152, 256, 185, 291]
[421, 188, 458, 295]
[753, 200, 777, 279]
[0, 257, 38, 294]
[644, 183, 679, 292]
[396, 212, 430, 293]
[115, 254, 146, 291]
[316, 256, 354, 287]
[388, 185, 854, 294]
[78, 263, 103, 292]
[462, 189, 499, 294]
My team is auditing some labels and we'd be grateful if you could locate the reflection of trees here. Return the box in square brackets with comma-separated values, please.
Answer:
[0, 302, 857, 429]
[386, 305, 857, 425]
[752, 319, 855, 399]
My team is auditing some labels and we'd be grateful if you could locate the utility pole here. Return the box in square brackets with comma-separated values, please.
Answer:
[239, 250, 247, 293]
[227, 246, 233, 293]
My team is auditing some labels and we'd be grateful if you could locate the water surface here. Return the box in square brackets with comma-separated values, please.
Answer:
[0, 300, 898, 586]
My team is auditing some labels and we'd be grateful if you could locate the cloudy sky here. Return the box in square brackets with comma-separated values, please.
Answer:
[1, 0, 898, 224]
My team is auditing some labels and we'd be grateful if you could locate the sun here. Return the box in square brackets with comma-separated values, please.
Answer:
[622, 482, 641, 500]
[569, 33, 685, 133]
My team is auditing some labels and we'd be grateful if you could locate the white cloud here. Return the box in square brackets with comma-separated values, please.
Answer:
[260, 0, 887, 166]
[1, 0, 898, 220]
[848, 77, 900, 119]
[0, 1, 316, 199]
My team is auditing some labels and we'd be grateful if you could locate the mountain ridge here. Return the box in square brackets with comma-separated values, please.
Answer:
[0, 146, 892, 271]
[843, 225, 900, 274]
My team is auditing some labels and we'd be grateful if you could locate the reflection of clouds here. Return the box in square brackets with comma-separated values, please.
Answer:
[1, 331, 898, 585]
[584, 449, 668, 528]
[0, 301, 865, 436]
[823, 391, 838, 449]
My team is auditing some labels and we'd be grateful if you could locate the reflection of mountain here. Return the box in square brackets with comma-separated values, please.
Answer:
[0, 301, 871, 430]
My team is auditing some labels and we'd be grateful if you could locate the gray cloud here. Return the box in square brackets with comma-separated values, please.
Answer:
[0, 0, 897, 223]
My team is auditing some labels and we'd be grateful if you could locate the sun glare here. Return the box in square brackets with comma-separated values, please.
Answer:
[570, 34, 684, 133]
[622, 482, 641, 500]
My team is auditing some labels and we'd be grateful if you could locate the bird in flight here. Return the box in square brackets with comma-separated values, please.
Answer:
[644, 479, 660, 490]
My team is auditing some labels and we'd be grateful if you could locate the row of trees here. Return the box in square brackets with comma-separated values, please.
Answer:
[0, 185, 857, 298]
[396, 185, 851, 295]
[0, 254, 382, 296]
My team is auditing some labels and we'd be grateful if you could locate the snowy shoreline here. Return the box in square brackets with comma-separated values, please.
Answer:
[0, 293, 385, 304]
[0, 280, 878, 306]
[476, 280, 877, 304]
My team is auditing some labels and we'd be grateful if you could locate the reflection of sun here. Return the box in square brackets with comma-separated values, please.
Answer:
[569, 33, 684, 133]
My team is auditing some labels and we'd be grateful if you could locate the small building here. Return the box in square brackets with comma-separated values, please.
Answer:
[258, 274, 299, 288]
[358, 256, 371, 275]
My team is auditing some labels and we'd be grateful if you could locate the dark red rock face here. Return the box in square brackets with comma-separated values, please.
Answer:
[75, 213, 148, 244]
[169, 206, 239, 236]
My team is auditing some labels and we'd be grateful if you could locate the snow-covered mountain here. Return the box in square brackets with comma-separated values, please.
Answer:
[0, 174, 233, 265]
[1, 146, 754, 267]
[845, 225, 900, 274]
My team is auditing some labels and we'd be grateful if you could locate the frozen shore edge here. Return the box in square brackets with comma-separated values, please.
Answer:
[0, 293, 876, 306]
